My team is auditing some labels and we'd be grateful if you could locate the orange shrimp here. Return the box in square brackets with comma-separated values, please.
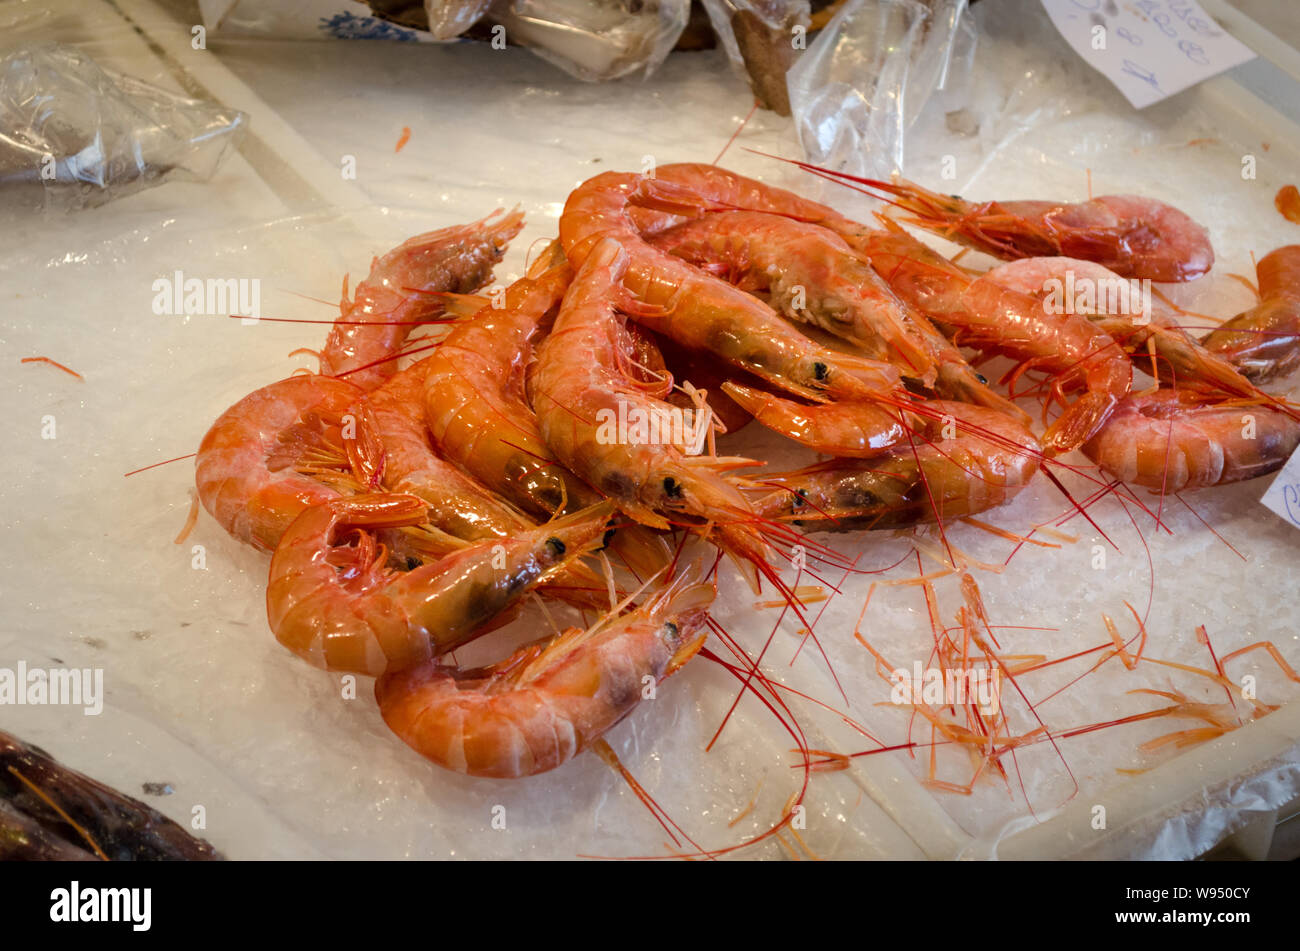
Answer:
[721, 382, 908, 457]
[835, 174, 1215, 282]
[195, 374, 364, 552]
[1081, 391, 1300, 491]
[362, 355, 622, 608]
[532, 237, 770, 586]
[647, 208, 1027, 421]
[558, 171, 903, 403]
[375, 565, 714, 778]
[1201, 245, 1300, 383]
[266, 494, 614, 675]
[422, 250, 599, 518]
[985, 256, 1257, 398]
[750, 402, 1041, 531]
[319, 209, 523, 391]
[846, 223, 1131, 455]
[647, 209, 937, 382]
[356, 356, 535, 541]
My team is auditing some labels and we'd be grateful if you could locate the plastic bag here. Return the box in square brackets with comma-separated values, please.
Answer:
[700, 0, 810, 114]
[425, 0, 493, 40]
[0, 43, 247, 213]
[487, 0, 690, 82]
[787, 0, 973, 177]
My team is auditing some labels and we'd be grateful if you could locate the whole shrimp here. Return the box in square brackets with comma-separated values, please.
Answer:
[266, 493, 614, 675]
[751, 402, 1041, 531]
[646, 208, 937, 381]
[984, 256, 1257, 399]
[1201, 245, 1300, 383]
[197, 212, 526, 551]
[354, 356, 536, 541]
[375, 565, 714, 778]
[421, 247, 599, 519]
[647, 208, 1028, 421]
[847, 222, 1132, 455]
[319, 209, 523, 391]
[195, 374, 365, 552]
[531, 237, 771, 588]
[361, 354, 617, 610]
[1081, 391, 1300, 491]
[829, 172, 1215, 282]
[558, 170, 904, 405]
[626, 163, 1128, 451]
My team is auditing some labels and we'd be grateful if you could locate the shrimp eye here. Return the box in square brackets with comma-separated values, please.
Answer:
[664, 621, 679, 638]
[792, 488, 808, 510]
[663, 476, 683, 499]
[601, 527, 617, 548]
[813, 361, 829, 381]
[545, 537, 566, 558]
[976, 373, 988, 385]
[406, 557, 420, 571]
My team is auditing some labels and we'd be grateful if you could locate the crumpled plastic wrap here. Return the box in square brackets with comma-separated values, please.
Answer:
[425, 0, 493, 40]
[788, 0, 974, 177]
[487, 0, 690, 81]
[0, 43, 247, 213]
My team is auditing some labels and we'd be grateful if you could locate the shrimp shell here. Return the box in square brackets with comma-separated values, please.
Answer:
[375, 566, 714, 778]
[1081, 391, 1300, 491]
[266, 494, 614, 675]
[195, 374, 363, 552]
[320, 209, 523, 391]
[1201, 245, 1300, 383]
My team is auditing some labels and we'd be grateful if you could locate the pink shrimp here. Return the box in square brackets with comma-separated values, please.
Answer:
[846, 223, 1131, 455]
[195, 374, 365, 552]
[647, 207, 1027, 420]
[822, 172, 1215, 282]
[375, 565, 714, 778]
[984, 256, 1257, 398]
[1081, 391, 1300, 491]
[750, 402, 1041, 531]
[266, 494, 614, 675]
[319, 209, 523, 391]
[1201, 245, 1300, 383]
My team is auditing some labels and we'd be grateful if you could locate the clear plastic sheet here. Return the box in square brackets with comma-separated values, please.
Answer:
[0, 43, 247, 213]
[788, 0, 973, 177]
[5, 0, 1300, 861]
[486, 0, 690, 82]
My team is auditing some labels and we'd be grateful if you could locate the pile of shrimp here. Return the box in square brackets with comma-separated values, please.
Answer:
[193, 161, 1300, 795]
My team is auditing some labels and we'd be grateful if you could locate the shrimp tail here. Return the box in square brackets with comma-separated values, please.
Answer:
[345, 399, 388, 490]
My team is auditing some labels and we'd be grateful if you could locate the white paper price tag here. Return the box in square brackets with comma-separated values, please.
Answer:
[1040, 0, 1255, 109]
[1260, 447, 1300, 530]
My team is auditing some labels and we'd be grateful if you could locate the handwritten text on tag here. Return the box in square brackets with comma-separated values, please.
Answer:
[1040, 0, 1255, 109]
[1260, 447, 1300, 530]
